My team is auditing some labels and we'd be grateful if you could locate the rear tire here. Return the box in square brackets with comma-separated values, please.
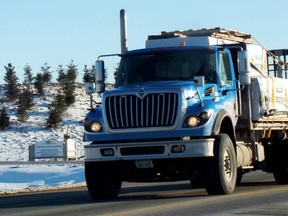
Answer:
[85, 162, 122, 200]
[204, 134, 237, 195]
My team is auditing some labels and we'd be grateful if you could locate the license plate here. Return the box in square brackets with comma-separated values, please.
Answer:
[135, 160, 154, 169]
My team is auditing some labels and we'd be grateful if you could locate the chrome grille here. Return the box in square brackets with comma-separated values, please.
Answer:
[105, 93, 178, 129]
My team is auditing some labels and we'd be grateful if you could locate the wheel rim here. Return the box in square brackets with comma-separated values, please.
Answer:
[224, 148, 232, 181]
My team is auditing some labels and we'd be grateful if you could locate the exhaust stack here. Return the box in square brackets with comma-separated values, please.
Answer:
[120, 9, 128, 54]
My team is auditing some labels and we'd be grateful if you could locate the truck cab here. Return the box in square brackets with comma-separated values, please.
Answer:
[85, 45, 240, 140]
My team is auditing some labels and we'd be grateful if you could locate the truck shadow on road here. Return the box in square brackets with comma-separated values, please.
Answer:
[0, 182, 206, 209]
[0, 180, 282, 209]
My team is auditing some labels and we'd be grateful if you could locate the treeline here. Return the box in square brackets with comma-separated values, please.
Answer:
[0, 62, 96, 130]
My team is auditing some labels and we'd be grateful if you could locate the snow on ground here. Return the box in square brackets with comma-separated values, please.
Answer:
[0, 84, 92, 193]
[0, 164, 85, 194]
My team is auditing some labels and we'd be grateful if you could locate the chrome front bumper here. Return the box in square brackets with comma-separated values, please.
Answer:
[84, 138, 215, 162]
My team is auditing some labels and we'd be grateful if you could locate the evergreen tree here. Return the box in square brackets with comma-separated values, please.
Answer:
[83, 65, 95, 83]
[19, 64, 35, 121]
[0, 107, 10, 130]
[83, 65, 90, 82]
[23, 64, 34, 87]
[34, 63, 52, 96]
[16, 98, 29, 122]
[41, 63, 52, 83]
[47, 92, 66, 129]
[56, 65, 66, 84]
[64, 61, 77, 106]
[52, 92, 67, 114]
[4, 63, 20, 101]
[16, 87, 35, 122]
[34, 73, 45, 96]
[56, 61, 78, 107]
[47, 108, 62, 129]
[47, 61, 77, 129]
[66, 61, 77, 81]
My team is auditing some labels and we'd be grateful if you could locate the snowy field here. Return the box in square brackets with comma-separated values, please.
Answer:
[0, 84, 92, 194]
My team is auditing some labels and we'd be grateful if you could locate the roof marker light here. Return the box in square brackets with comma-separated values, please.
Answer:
[180, 41, 186, 46]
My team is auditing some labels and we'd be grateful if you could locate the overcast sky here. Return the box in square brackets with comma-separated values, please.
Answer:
[1, 0, 288, 83]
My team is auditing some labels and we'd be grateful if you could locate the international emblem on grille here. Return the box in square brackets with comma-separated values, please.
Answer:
[137, 88, 146, 99]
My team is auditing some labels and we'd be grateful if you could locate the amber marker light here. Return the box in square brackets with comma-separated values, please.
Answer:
[180, 41, 186, 46]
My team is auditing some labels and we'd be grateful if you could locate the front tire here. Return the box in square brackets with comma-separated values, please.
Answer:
[204, 134, 237, 195]
[85, 162, 122, 200]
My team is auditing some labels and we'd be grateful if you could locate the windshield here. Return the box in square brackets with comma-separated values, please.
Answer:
[116, 48, 216, 87]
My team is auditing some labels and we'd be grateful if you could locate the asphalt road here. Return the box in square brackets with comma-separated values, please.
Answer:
[1, 171, 288, 216]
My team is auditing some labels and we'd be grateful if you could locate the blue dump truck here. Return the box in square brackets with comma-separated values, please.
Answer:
[83, 10, 288, 199]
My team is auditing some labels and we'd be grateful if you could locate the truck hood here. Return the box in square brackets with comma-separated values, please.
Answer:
[106, 81, 200, 98]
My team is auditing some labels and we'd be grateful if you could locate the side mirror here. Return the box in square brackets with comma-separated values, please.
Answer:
[238, 50, 250, 85]
[95, 60, 105, 93]
[194, 76, 205, 87]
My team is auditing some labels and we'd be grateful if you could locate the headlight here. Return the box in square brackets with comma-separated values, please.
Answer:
[184, 110, 213, 128]
[187, 116, 200, 127]
[90, 121, 102, 132]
